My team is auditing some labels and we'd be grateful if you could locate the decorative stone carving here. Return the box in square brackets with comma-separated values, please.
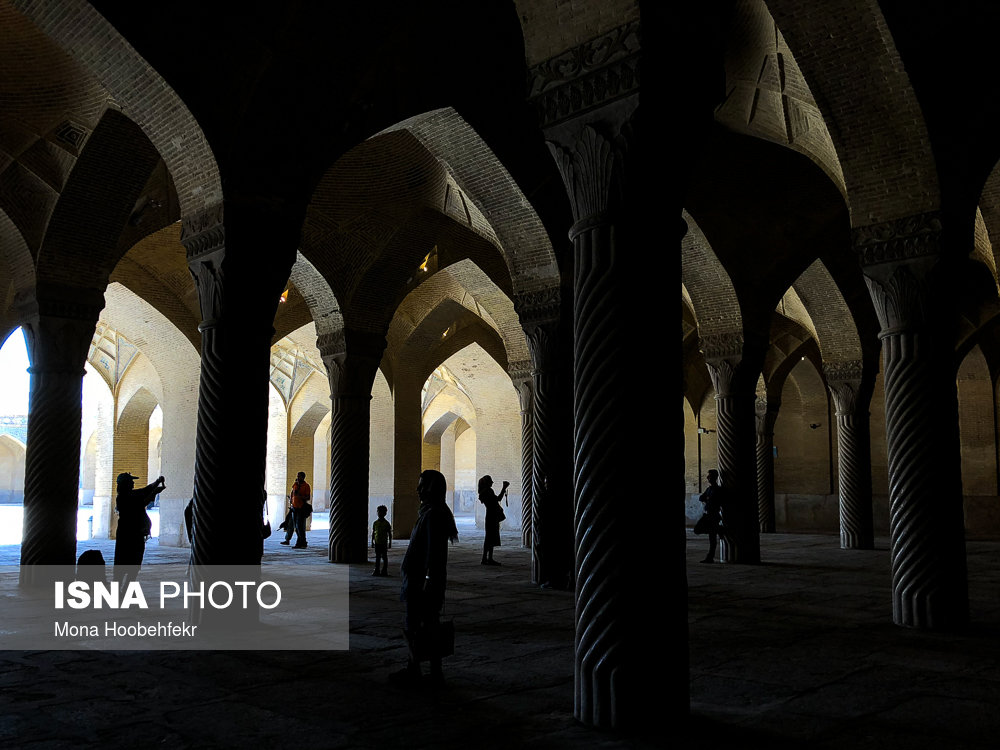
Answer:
[548, 125, 615, 227]
[180, 202, 225, 259]
[508, 358, 534, 383]
[754, 397, 779, 534]
[527, 20, 640, 128]
[863, 261, 934, 334]
[852, 211, 941, 266]
[321, 328, 386, 564]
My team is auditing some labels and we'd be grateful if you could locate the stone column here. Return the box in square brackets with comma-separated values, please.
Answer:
[855, 213, 968, 629]
[823, 360, 875, 550]
[18, 289, 103, 580]
[755, 396, 779, 533]
[701, 332, 766, 564]
[516, 290, 571, 587]
[391, 375, 423, 539]
[182, 200, 300, 566]
[546, 118, 634, 728]
[321, 329, 386, 564]
[511, 364, 534, 548]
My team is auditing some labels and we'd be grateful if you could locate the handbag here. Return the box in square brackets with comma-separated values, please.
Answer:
[303, 502, 313, 517]
[261, 499, 272, 539]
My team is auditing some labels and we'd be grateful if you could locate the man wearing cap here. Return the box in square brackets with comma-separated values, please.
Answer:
[113, 472, 165, 584]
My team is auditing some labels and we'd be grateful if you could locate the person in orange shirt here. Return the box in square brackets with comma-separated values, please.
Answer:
[280, 471, 312, 548]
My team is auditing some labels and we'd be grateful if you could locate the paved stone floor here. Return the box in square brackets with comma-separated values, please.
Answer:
[687, 531, 1000, 749]
[0, 519, 653, 749]
[3, 525, 1000, 748]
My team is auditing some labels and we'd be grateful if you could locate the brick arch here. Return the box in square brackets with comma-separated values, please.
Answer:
[437, 341, 522, 518]
[0, 211, 35, 298]
[424, 411, 459, 445]
[788, 259, 863, 364]
[301, 128, 513, 335]
[976, 171, 1000, 280]
[715, 0, 846, 200]
[290, 400, 329, 445]
[972, 208, 998, 293]
[118, 385, 158, 433]
[424, 382, 478, 440]
[36, 109, 160, 291]
[396, 298, 508, 387]
[766, 0, 940, 222]
[681, 209, 742, 337]
[774, 358, 832, 496]
[378, 107, 559, 296]
[12, 0, 222, 216]
[287, 253, 344, 343]
[387, 262, 525, 369]
[958, 344, 996, 495]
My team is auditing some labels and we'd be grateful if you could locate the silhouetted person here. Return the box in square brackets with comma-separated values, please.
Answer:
[76, 549, 107, 583]
[393, 469, 458, 687]
[280, 471, 311, 548]
[372, 504, 392, 576]
[478, 474, 508, 565]
[113, 472, 165, 584]
[694, 469, 723, 563]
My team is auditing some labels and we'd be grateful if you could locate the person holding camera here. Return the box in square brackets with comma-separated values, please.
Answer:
[113, 472, 165, 584]
[477, 474, 509, 566]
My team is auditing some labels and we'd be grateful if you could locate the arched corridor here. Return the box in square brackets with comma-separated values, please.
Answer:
[0, 0, 656, 744]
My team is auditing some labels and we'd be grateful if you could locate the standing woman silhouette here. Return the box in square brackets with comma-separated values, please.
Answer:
[478, 474, 508, 565]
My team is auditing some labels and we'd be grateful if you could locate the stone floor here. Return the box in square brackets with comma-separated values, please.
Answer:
[0, 519, 651, 749]
[2, 524, 999, 748]
[687, 532, 1000, 749]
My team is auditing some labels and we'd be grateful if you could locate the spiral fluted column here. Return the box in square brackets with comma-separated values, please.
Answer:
[516, 291, 571, 586]
[512, 371, 534, 548]
[755, 398, 778, 533]
[327, 394, 372, 562]
[321, 330, 385, 564]
[548, 117, 634, 727]
[824, 361, 875, 550]
[182, 201, 300, 566]
[702, 333, 765, 564]
[856, 214, 968, 629]
[18, 291, 103, 583]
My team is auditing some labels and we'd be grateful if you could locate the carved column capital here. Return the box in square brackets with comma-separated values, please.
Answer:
[754, 397, 779, 436]
[181, 203, 227, 326]
[17, 286, 104, 373]
[516, 288, 562, 373]
[319, 328, 386, 397]
[854, 213, 945, 336]
[823, 360, 865, 416]
[700, 332, 745, 398]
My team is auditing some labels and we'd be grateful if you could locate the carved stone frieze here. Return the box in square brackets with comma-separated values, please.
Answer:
[514, 287, 561, 327]
[699, 331, 744, 361]
[852, 211, 941, 267]
[509, 358, 534, 383]
[528, 20, 640, 128]
[822, 359, 864, 383]
[180, 202, 225, 260]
